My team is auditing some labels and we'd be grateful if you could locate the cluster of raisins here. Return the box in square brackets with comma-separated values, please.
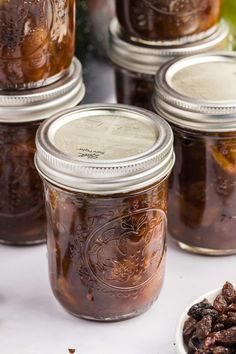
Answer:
[183, 282, 236, 354]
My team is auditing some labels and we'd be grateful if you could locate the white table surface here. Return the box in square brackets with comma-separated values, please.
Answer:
[1, 238, 236, 354]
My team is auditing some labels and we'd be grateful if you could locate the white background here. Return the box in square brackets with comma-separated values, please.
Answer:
[1, 239, 235, 354]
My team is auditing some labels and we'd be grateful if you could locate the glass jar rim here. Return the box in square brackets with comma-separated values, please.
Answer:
[108, 18, 229, 75]
[153, 52, 236, 132]
[35, 104, 175, 194]
[0, 58, 85, 123]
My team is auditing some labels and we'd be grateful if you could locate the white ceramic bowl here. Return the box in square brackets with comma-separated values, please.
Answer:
[175, 284, 235, 354]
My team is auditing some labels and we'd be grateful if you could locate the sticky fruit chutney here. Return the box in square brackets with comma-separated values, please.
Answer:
[35, 104, 175, 320]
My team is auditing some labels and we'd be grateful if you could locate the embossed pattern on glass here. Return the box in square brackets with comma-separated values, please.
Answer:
[116, 0, 223, 41]
[0, 0, 75, 89]
[115, 67, 155, 111]
[169, 126, 236, 252]
[0, 122, 46, 244]
[44, 179, 168, 321]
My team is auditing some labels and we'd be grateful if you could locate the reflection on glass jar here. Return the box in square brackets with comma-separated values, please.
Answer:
[116, 0, 223, 42]
[109, 19, 229, 111]
[0, 0, 75, 90]
[153, 52, 236, 255]
[35, 104, 174, 321]
[0, 58, 85, 245]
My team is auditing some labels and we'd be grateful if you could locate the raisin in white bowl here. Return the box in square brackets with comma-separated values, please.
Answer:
[175, 284, 236, 354]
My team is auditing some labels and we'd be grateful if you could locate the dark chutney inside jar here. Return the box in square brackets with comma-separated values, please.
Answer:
[0, 0, 75, 89]
[168, 125, 236, 253]
[0, 121, 46, 244]
[44, 178, 168, 320]
[116, 0, 223, 41]
[115, 67, 155, 111]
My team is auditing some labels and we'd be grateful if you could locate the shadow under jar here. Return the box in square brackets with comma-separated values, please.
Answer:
[0, 0, 75, 90]
[109, 18, 229, 111]
[35, 104, 175, 321]
[116, 0, 223, 43]
[153, 52, 236, 256]
[0, 58, 85, 245]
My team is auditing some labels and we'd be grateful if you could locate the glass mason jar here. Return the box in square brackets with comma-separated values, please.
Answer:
[35, 104, 175, 321]
[0, 58, 85, 245]
[115, 0, 223, 42]
[109, 18, 229, 111]
[153, 52, 236, 256]
[0, 0, 75, 90]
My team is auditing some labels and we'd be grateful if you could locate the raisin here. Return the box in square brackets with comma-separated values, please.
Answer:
[219, 314, 228, 323]
[188, 300, 213, 320]
[216, 327, 236, 345]
[202, 309, 219, 323]
[212, 347, 232, 354]
[214, 295, 228, 313]
[196, 315, 213, 340]
[203, 334, 218, 348]
[214, 324, 225, 332]
[226, 304, 236, 312]
[222, 282, 235, 304]
[183, 317, 197, 341]
[188, 335, 202, 354]
[224, 312, 236, 327]
[184, 284, 236, 354]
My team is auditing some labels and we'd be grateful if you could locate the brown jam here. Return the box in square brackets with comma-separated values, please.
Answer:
[169, 126, 236, 253]
[115, 67, 154, 111]
[0, 0, 75, 89]
[44, 180, 168, 320]
[116, 0, 223, 41]
[0, 121, 46, 245]
[36, 104, 174, 320]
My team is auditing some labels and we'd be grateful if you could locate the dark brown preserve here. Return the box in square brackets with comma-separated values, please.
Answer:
[116, 0, 223, 41]
[0, 0, 75, 89]
[0, 122, 46, 244]
[169, 126, 236, 253]
[45, 180, 168, 320]
[115, 67, 154, 111]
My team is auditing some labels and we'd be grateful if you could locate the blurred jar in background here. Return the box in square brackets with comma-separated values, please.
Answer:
[88, 0, 115, 57]
[0, 58, 85, 245]
[0, 0, 75, 90]
[109, 19, 229, 111]
[116, 0, 223, 43]
[76, 0, 115, 61]
[76, 0, 116, 104]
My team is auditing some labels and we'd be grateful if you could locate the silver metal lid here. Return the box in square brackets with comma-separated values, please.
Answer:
[109, 18, 229, 75]
[0, 57, 85, 123]
[35, 104, 175, 194]
[153, 52, 236, 132]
